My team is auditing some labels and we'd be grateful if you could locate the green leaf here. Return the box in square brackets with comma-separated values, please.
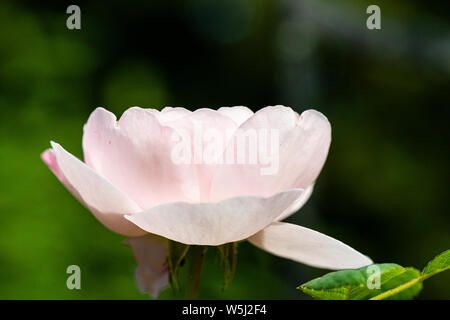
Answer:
[298, 249, 450, 300]
[371, 249, 450, 300]
[217, 242, 239, 289]
[422, 249, 450, 278]
[168, 240, 190, 290]
[298, 264, 422, 300]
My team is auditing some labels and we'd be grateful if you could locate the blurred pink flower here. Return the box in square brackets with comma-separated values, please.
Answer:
[42, 105, 372, 297]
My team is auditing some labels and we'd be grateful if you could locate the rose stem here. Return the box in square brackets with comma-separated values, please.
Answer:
[185, 245, 206, 299]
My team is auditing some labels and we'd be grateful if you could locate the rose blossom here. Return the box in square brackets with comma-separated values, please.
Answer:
[41, 105, 372, 297]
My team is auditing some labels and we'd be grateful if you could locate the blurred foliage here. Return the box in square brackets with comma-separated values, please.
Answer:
[0, 0, 448, 299]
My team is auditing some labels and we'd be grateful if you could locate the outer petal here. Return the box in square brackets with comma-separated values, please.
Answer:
[217, 106, 254, 126]
[82, 107, 200, 209]
[45, 141, 146, 236]
[41, 148, 77, 195]
[248, 222, 372, 269]
[125, 189, 304, 246]
[124, 234, 169, 298]
[276, 184, 314, 221]
[210, 106, 331, 201]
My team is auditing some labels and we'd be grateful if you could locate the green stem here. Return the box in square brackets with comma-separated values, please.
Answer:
[185, 246, 206, 299]
[370, 276, 423, 300]
[370, 272, 438, 300]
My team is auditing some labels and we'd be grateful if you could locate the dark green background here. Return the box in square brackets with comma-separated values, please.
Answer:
[0, 0, 448, 299]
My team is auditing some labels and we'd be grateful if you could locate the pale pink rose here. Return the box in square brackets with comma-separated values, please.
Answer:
[41, 105, 372, 297]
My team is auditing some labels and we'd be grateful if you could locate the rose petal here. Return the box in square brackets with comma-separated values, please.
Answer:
[157, 107, 192, 123]
[82, 107, 200, 209]
[276, 184, 314, 221]
[160, 108, 239, 201]
[217, 106, 254, 126]
[248, 222, 373, 269]
[125, 189, 304, 246]
[124, 234, 169, 298]
[41, 149, 76, 193]
[47, 141, 146, 236]
[210, 106, 331, 201]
